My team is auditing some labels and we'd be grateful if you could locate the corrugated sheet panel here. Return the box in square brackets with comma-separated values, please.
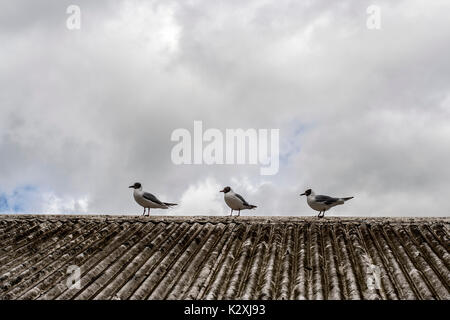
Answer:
[0, 215, 449, 300]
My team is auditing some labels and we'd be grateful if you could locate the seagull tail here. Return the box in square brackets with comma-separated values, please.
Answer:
[248, 205, 257, 209]
[342, 197, 354, 201]
[163, 202, 178, 206]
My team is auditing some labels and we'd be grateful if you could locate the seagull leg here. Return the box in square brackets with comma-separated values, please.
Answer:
[230, 209, 233, 216]
[142, 208, 146, 216]
[147, 208, 150, 217]
[238, 210, 241, 217]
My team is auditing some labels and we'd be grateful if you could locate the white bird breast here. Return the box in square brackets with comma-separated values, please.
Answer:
[224, 194, 246, 210]
[307, 196, 344, 211]
[307, 197, 327, 211]
[134, 191, 167, 209]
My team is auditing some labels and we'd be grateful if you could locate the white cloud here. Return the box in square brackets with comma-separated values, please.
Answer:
[170, 177, 224, 216]
[103, 1, 181, 55]
[42, 193, 90, 214]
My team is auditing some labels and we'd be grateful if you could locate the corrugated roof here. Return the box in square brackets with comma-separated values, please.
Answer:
[0, 215, 448, 300]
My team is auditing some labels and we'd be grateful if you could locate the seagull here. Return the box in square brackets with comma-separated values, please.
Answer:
[300, 189, 353, 218]
[220, 186, 257, 216]
[129, 182, 177, 216]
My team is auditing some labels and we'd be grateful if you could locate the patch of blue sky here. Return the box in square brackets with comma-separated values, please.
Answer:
[278, 120, 314, 166]
[0, 185, 40, 214]
[0, 194, 9, 212]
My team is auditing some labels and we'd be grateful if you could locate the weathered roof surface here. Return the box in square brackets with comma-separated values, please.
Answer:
[0, 215, 449, 300]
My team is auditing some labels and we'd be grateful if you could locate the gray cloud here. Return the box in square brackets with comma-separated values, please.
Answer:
[1, 0, 449, 216]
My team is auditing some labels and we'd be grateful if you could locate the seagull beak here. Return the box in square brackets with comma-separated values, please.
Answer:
[129, 186, 134, 188]
[300, 192, 306, 196]
[219, 189, 224, 193]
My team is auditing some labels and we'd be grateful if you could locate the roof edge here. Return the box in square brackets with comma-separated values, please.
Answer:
[0, 214, 448, 224]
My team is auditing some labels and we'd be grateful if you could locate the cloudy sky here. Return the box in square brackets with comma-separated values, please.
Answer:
[1, 0, 449, 217]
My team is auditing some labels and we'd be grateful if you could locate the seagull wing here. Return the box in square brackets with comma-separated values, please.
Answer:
[143, 192, 164, 205]
[234, 193, 250, 206]
[315, 195, 339, 205]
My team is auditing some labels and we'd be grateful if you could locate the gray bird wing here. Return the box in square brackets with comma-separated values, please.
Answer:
[143, 192, 164, 205]
[234, 193, 250, 206]
[315, 195, 339, 205]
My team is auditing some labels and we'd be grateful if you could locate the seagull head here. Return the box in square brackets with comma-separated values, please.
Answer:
[220, 186, 232, 193]
[129, 182, 142, 190]
[300, 189, 313, 196]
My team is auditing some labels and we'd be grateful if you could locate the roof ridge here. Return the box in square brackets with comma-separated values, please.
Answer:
[1, 214, 449, 224]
